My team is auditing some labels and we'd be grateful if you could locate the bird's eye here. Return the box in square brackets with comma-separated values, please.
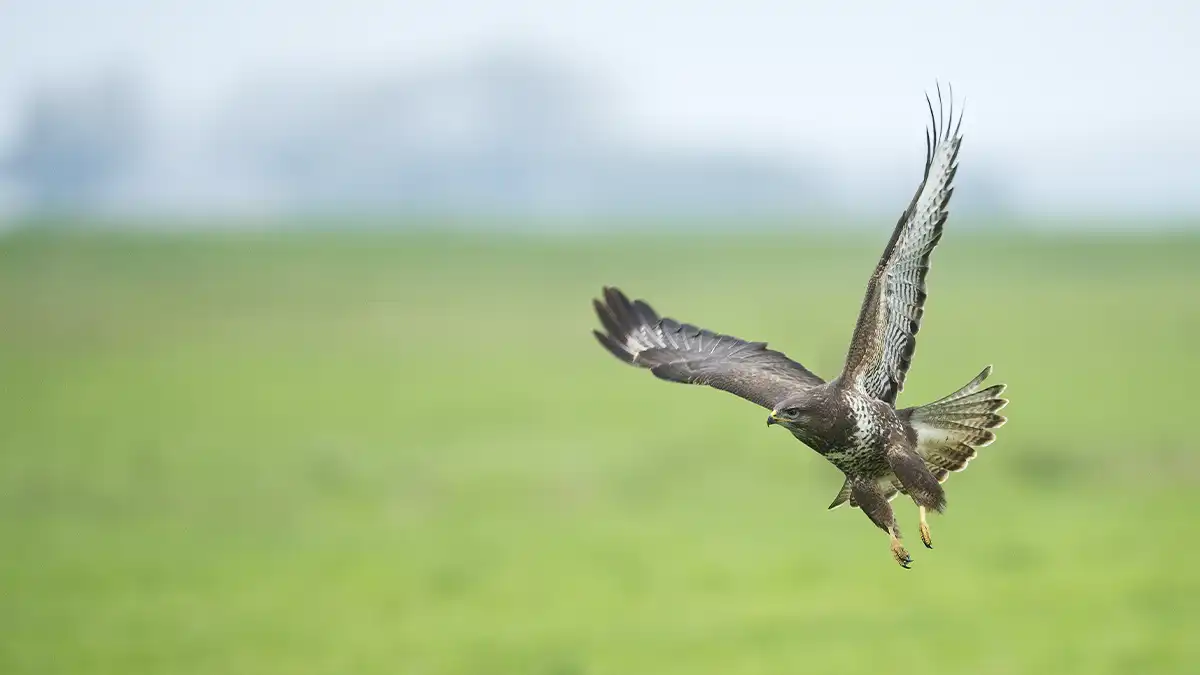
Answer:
[783, 407, 801, 417]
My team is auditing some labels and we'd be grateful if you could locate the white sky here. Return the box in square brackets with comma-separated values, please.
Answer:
[2, 0, 1199, 214]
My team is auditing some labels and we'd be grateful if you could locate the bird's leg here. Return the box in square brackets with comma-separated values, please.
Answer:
[889, 527, 912, 568]
[850, 478, 912, 569]
[918, 506, 933, 549]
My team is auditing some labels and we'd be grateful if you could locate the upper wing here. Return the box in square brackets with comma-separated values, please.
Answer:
[841, 86, 964, 405]
[592, 286, 824, 410]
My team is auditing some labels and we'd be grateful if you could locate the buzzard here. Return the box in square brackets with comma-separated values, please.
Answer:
[591, 89, 1007, 568]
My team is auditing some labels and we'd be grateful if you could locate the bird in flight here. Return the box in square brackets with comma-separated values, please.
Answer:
[591, 88, 1007, 568]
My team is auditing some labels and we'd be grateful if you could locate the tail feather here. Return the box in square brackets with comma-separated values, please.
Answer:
[921, 366, 999, 406]
[901, 366, 1007, 478]
[922, 442, 979, 474]
[913, 409, 1006, 423]
[919, 393, 1007, 415]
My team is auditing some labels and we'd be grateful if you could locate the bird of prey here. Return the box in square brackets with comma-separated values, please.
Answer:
[591, 89, 1007, 568]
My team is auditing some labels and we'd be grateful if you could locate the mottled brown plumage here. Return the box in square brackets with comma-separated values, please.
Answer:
[591, 86, 1007, 568]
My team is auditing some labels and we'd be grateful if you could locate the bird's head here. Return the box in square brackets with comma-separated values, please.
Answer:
[766, 392, 819, 432]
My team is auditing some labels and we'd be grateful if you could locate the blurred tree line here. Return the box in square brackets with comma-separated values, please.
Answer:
[3, 72, 144, 212]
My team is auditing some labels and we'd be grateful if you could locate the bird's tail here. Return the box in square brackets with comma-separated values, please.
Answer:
[901, 366, 1008, 482]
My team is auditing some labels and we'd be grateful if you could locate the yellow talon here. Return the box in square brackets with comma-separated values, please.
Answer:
[919, 506, 933, 549]
[890, 531, 912, 568]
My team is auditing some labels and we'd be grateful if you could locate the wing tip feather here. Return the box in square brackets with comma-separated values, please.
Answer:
[593, 329, 634, 364]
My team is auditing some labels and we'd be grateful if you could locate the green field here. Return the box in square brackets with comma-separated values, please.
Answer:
[2, 226, 1199, 674]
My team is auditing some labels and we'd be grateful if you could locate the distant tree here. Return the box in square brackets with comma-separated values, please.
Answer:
[3, 72, 145, 212]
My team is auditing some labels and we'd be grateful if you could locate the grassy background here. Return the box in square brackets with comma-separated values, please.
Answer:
[1, 226, 1198, 674]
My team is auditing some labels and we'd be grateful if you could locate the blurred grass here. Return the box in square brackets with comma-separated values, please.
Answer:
[1, 226, 1199, 674]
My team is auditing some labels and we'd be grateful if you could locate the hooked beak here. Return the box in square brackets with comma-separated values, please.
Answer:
[766, 413, 777, 427]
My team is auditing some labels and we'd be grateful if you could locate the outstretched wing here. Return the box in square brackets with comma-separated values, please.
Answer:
[841, 86, 964, 405]
[593, 286, 823, 410]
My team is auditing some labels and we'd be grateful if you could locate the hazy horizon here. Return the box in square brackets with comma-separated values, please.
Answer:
[2, 0, 1198, 224]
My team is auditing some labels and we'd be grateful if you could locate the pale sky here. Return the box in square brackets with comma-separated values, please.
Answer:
[2, 0, 1199, 214]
